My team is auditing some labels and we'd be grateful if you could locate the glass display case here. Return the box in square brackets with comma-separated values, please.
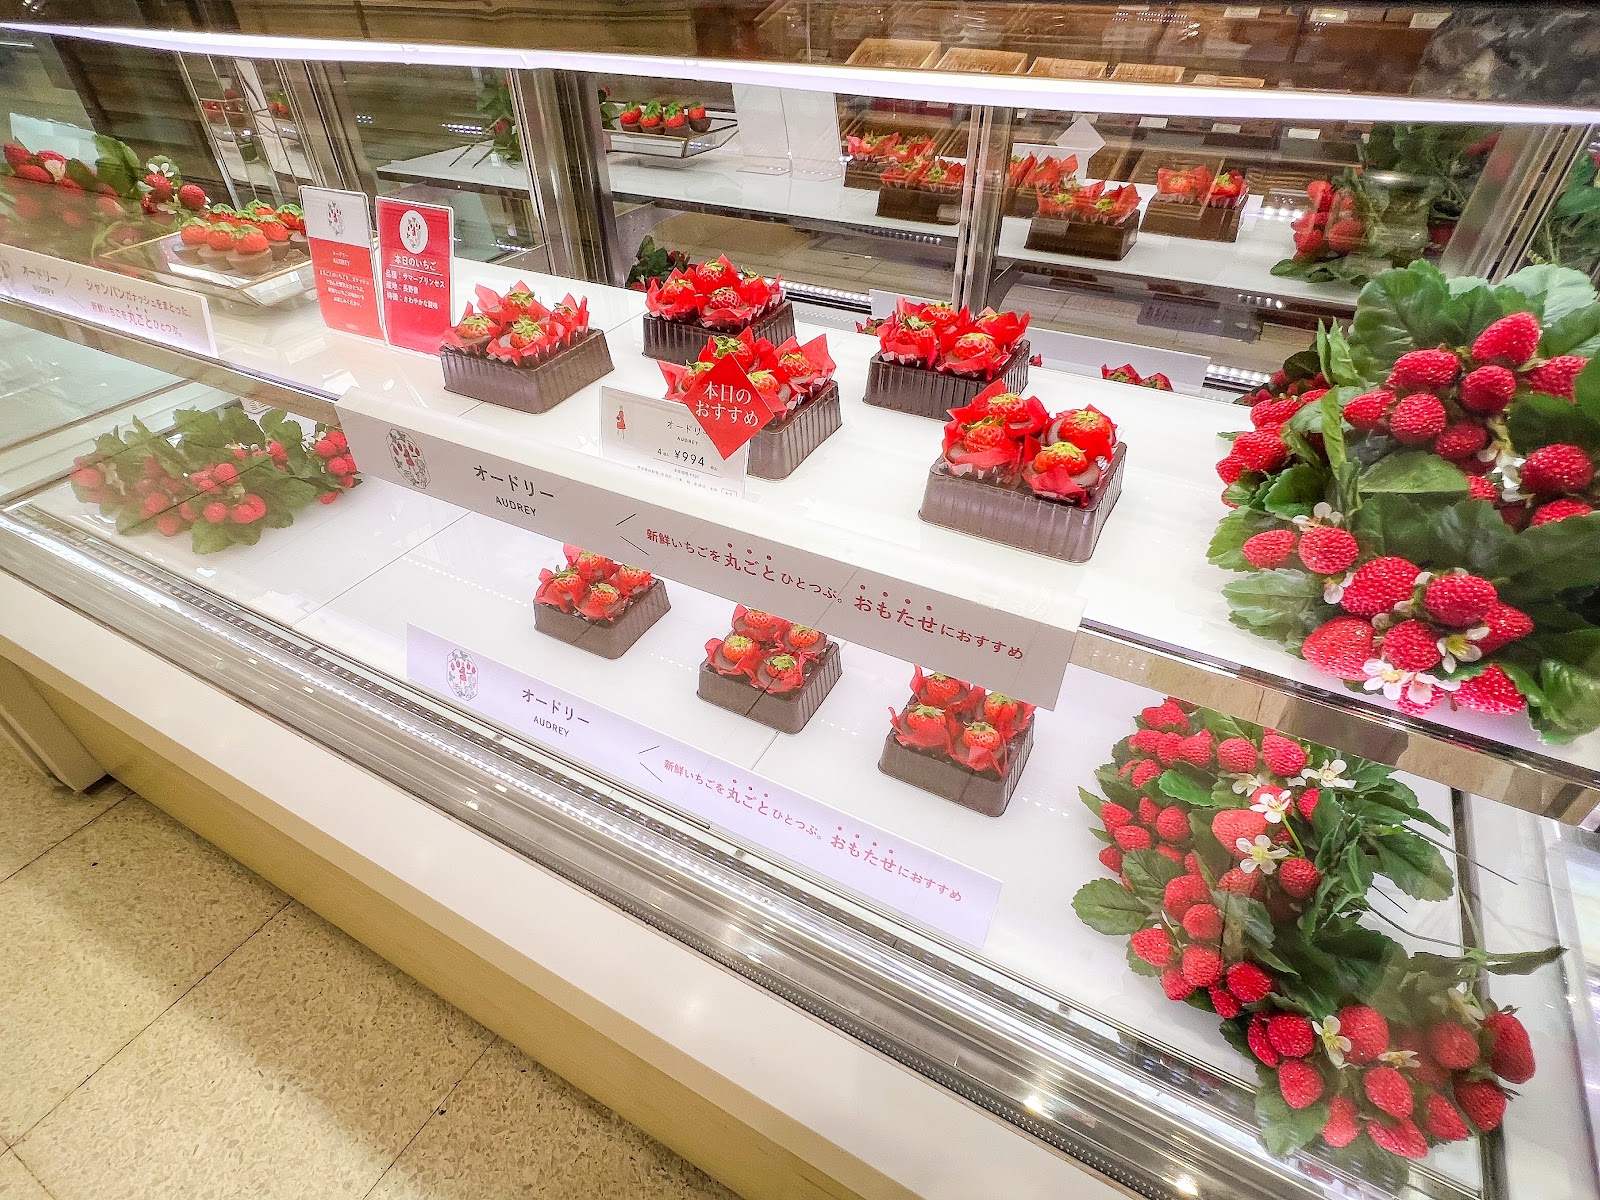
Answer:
[4, 6, 1600, 1199]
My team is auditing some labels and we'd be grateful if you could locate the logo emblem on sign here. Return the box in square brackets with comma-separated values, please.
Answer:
[327, 201, 345, 237]
[399, 209, 430, 254]
[445, 648, 479, 700]
[387, 427, 430, 489]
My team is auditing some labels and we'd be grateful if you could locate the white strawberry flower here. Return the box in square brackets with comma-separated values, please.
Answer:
[1448, 990, 1485, 1022]
[1363, 662, 1453, 705]
[1378, 1049, 1419, 1069]
[1292, 502, 1343, 531]
[1250, 788, 1295, 823]
[1313, 1016, 1352, 1067]
[1323, 569, 1355, 605]
[42, 156, 65, 180]
[1232, 771, 1273, 796]
[145, 159, 177, 179]
[1437, 626, 1489, 672]
[1298, 758, 1352, 789]
[1236, 834, 1289, 874]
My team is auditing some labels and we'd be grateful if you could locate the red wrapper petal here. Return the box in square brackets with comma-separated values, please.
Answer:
[889, 705, 956, 753]
[949, 735, 1007, 776]
[1023, 463, 1092, 504]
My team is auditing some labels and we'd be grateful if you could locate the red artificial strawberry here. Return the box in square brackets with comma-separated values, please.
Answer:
[1210, 987, 1243, 1019]
[1468, 475, 1498, 501]
[1336, 1006, 1389, 1062]
[1216, 737, 1257, 774]
[1100, 801, 1133, 829]
[1458, 363, 1517, 414]
[1293, 525, 1356, 575]
[1364, 1066, 1414, 1118]
[1423, 573, 1497, 627]
[1530, 498, 1594, 525]
[1161, 969, 1195, 1001]
[1343, 389, 1393, 431]
[1114, 825, 1153, 851]
[1277, 857, 1320, 899]
[1174, 730, 1214, 768]
[1267, 1013, 1316, 1058]
[1156, 806, 1192, 845]
[1278, 1060, 1325, 1109]
[1521, 443, 1594, 493]
[1216, 455, 1246, 485]
[1052, 407, 1117, 461]
[1242, 528, 1297, 569]
[1181, 902, 1222, 941]
[1098, 846, 1123, 873]
[687, 103, 706, 121]
[1163, 873, 1210, 919]
[144, 171, 173, 201]
[619, 105, 641, 127]
[202, 501, 228, 524]
[1226, 962, 1273, 1003]
[1366, 1116, 1429, 1160]
[1389, 392, 1447, 444]
[205, 225, 234, 252]
[1181, 944, 1223, 988]
[234, 227, 269, 256]
[1483, 1010, 1536, 1083]
[1248, 1014, 1280, 1066]
[1433, 422, 1489, 461]
[1471, 312, 1541, 367]
[1139, 795, 1162, 824]
[1326, 217, 1364, 256]
[1218, 866, 1263, 898]
[614, 565, 653, 594]
[1128, 759, 1160, 790]
[785, 625, 824, 654]
[1426, 1021, 1480, 1070]
[1250, 396, 1305, 430]
[1475, 603, 1534, 654]
[902, 703, 948, 740]
[1422, 1093, 1470, 1142]
[919, 672, 965, 707]
[1292, 225, 1325, 259]
[1259, 732, 1306, 777]
[1297, 787, 1320, 821]
[664, 108, 686, 132]
[1525, 354, 1588, 399]
[0, 142, 28, 168]
[1154, 845, 1185, 866]
[1322, 1096, 1359, 1148]
[1301, 617, 1377, 681]
[1387, 347, 1461, 392]
[1232, 430, 1288, 473]
[1452, 665, 1526, 715]
[1381, 619, 1443, 671]
[177, 182, 206, 210]
[1140, 699, 1189, 731]
[1339, 557, 1421, 618]
[1454, 1078, 1507, 1131]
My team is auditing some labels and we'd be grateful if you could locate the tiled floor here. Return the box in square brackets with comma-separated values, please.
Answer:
[0, 740, 738, 1200]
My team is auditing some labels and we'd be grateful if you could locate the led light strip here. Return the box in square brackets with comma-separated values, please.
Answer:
[9, 21, 1600, 126]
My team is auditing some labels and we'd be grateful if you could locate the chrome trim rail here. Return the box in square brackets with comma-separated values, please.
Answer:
[0, 503, 1477, 1200]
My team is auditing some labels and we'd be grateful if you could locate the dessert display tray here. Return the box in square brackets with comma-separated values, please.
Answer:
[441, 329, 614, 413]
[1139, 201, 1243, 243]
[642, 300, 796, 364]
[532, 577, 671, 659]
[96, 230, 315, 309]
[1023, 213, 1139, 260]
[696, 640, 842, 735]
[606, 117, 738, 160]
[875, 187, 961, 225]
[919, 442, 1127, 563]
[877, 723, 1035, 818]
[863, 341, 1030, 420]
[747, 382, 842, 480]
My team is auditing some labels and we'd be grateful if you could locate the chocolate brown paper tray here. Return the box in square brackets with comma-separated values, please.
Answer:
[533, 578, 670, 659]
[863, 341, 1030, 420]
[877, 722, 1035, 817]
[441, 329, 614, 413]
[696, 640, 842, 735]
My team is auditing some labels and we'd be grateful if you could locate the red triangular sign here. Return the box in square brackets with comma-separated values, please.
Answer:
[680, 355, 783, 459]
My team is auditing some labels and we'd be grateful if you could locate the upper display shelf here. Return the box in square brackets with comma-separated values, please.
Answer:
[12, 11, 1600, 124]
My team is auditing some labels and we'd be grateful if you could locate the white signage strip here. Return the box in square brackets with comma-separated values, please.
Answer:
[407, 624, 1002, 947]
[338, 404, 1075, 707]
[0, 241, 216, 357]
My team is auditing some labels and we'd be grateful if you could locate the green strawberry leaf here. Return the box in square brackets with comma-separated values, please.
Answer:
[1222, 568, 1329, 649]
[1319, 389, 1348, 474]
[1123, 849, 1184, 910]
[1255, 1073, 1329, 1158]
[1283, 348, 1323, 382]
[1076, 786, 1104, 818]
[1441, 283, 1509, 347]
[1358, 451, 1468, 496]
[1188, 811, 1233, 880]
[1496, 263, 1598, 327]
[1365, 829, 1453, 901]
[1072, 879, 1152, 936]
[1508, 385, 1600, 457]
[1158, 769, 1215, 808]
[1317, 322, 1362, 387]
[189, 519, 236, 555]
[1496, 513, 1600, 600]
[1539, 305, 1600, 358]
[1125, 941, 1162, 977]
[1263, 463, 1329, 520]
[1347, 261, 1454, 380]
[1207, 507, 1283, 571]
[1481, 945, 1566, 975]
[1198, 709, 1255, 742]
[1217, 892, 1274, 961]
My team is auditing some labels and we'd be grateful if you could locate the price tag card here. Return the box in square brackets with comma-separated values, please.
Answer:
[0, 242, 216, 356]
[1410, 11, 1448, 28]
[1137, 115, 1169, 130]
[1310, 6, 1349, 21]
[406, 625, 1003, 947]
[376, 197, 453, 354]
[1212, 123, 1243, 135]
[600, 386, 748, 498]
[1223, 5, 1261, 16]
[302, 185, 383, 340]
[1286, 127, 1323, 141]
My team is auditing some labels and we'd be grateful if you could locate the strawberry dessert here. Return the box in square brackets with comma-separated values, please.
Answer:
[879, 666, 1036, 816]
[698, 605, 840, 734]
[534, 544, 668, 659]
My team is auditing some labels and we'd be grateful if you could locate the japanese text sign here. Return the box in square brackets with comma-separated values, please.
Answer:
[407, 625, 1001, 946]
[336, 402, 1077, 706]
[0, 242, 215, 357]
[302, 186, 383, 340]
[600, 386, 748, 498]
[376, 197, 452, 354]
[680, 355, 781, 458]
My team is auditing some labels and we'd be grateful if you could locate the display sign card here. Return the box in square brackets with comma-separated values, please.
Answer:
[600, 386, 748, 497]
[0, 242, 215, 356]
[336, 403, 1078, 706]
[376, 197, 453, 354]
[406, 625, 1002, 946]
[301, 186, 383, 340]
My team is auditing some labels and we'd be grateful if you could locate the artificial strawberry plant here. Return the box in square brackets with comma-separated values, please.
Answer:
[1211, 261, 1600, 741]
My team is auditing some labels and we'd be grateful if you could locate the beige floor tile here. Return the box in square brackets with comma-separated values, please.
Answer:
[368, 1039, 736, 1200]
[0, 741, 122, 883]
[17, 904, 493, 1200]
[0, 1152, 50, 1200]
[0, 798, 287, 1142]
